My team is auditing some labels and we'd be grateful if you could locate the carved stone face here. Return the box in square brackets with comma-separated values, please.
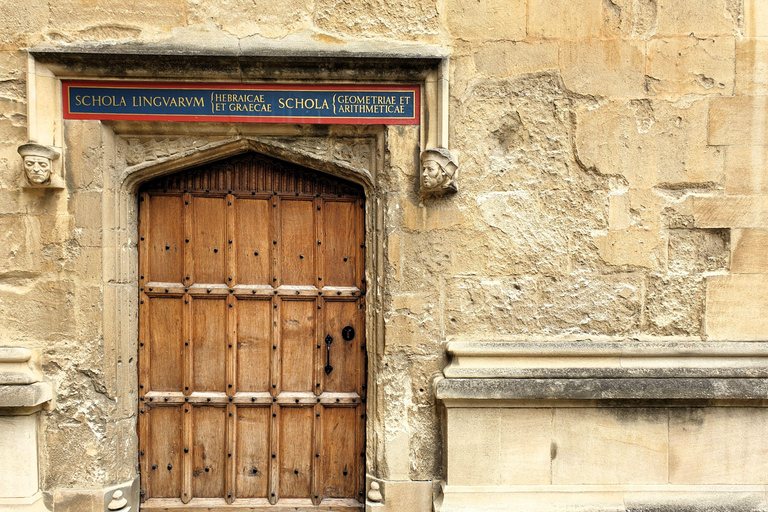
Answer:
[422, 159, 445, 189]
[23, 156, 52, 184]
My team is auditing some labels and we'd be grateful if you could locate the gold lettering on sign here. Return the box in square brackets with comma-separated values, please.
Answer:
[132, 96, 205, 108]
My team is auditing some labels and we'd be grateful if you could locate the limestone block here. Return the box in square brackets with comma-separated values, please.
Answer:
[561, 39, 646, 97]
[736, 38, 768, 95]
[576, 99, 721, 188]
[0, 215, 42, 273]
[373, 480, 433, 512]
[315, 0, 439, 39]
[726, 146, 768, 194]
[745, 0, 768, 37]
[187, 0, 313, 39]
[669, 408, 768, 484]
[0, 415, 38, 498]
[447, 0, 526, 41]
[656, 0, 739, 36]
[63, 120, 104, 191]
[608, 193, 631, 230]
[402, 200, 464, 231]
[473, 41, 558, 78]
[601, 0, 659, 38]
[706, 274, 768, 340]
[51, 489, 101, 512]
[446, 408, 552, 486]
[644, 274, 704, 336]
[594, 228, 663, 268]
[528, 0, 602, 39]
[0, 1, 48, 49]
[48, 0, 185, 33]
[648, 37, 735, 95]
[72, 190, 103, 232]
[694, 196, 768, 228]
[731, 229, 768, 273]
[552, 408, 668, 484]
[667, 228, 729, 274]
[709, 96, 768, 146]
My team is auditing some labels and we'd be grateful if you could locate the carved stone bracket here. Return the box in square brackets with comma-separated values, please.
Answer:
[17, 141, 64, 190]
[420, 148, 458, 197]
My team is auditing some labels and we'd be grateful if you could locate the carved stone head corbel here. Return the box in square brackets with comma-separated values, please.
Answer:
[17, 141, 64, 189]
[420, 148, 458, 197]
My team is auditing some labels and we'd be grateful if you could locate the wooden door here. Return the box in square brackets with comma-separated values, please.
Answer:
[138, 153, 366, 511]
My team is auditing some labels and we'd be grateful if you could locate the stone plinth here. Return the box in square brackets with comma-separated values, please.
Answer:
[435, 341, 768, 512]
[0, 347, 52, 512]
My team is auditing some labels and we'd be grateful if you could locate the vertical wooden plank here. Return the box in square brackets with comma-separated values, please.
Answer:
[269, 402, 279, 505]
[236, 198, 271, 285]
[312, 402, 322, 505]
[236, 407, 270, 498]
[226, 193, 235, 286]
[227, 293, 236, 397]
[237, 299, 271, 392]
[148, 406, 183, 498]
[226, 403, 236, 504]
[183, 192, 193, 286]
[280, 199, 315, 286]
[191, 298, 226, 392]
[323, 300, 359, 393]
[192, 196, 227, 285]
[148, 298, 183, 391]
[182, 399, 192, 503]
[279, 407, 313, 498]
[280, 300, 315, 392]
[322, 406, 358, 499]
[323, 200, 358, 288]
[356, 197, 366, 294]
[148, 195, 184, 283]
[191, 405, 226, 498]
[356, 403, 366, 503]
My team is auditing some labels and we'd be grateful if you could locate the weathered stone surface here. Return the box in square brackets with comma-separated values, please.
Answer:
[710, 96, 768, 146]
[644, 274, 704, 336]
[726, 145, 768, 195]
[576, 99, 722, 188]
[669, 408, 768, 484]
[706, 274, 768, 340]
[315, 0, 439, 39]
[0, 1, 48, 49]
[656, 0, 740, 36]
[553, 408, 668, 484]
[667, 228, 729, 274]
[561, 39, 646, 97]
[447, 0, 525, 41]
[187, 0, 313, 39]
[648, 37, 735, 95]
[594, 228, 663, 269]
[528, 0, 603, 38]
[731, 229, 768, 273]
[601, 0, 659, 38]
[736, 38, 768, 95]
[48, 0, 185, 33]
[473, 41, 558, 78]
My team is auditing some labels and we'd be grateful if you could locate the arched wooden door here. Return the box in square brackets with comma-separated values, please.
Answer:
[137, 153, 366, 511]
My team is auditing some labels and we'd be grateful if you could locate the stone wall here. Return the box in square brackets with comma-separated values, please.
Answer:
[0, 0, 766, 511]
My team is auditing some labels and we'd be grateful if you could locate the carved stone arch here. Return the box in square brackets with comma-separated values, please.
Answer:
[120, 136, 377, 196]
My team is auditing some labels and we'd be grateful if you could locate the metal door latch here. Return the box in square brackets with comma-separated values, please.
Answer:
[325, 334, 333, 375]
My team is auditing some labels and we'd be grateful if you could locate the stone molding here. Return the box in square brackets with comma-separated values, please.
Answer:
[0, 347, 52, 410]
[437, 341, 768, 402]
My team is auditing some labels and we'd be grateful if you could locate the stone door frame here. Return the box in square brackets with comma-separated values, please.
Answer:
[26, 45, 448, 511]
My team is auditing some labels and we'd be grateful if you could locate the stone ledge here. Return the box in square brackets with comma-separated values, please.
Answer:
[0, 383, 53, 409]
[436, 484, 768, 512]
[435, 377, 768, 402]
[443, 341, 768, 379]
